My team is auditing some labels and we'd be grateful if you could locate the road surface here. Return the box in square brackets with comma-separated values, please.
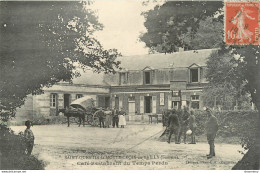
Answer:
[11, 124, 243, 170]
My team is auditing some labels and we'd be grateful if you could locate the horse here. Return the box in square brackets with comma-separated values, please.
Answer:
[58, 107, 85, 127]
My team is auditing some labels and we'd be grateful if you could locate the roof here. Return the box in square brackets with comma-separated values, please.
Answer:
[71, 69, 108, 86]
[117, 49, 216, 71]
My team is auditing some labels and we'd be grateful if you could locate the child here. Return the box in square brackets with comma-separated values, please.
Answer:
[24, 120, 35, 155]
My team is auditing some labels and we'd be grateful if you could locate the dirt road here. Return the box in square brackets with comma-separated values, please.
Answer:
[11, 124, 243, 170]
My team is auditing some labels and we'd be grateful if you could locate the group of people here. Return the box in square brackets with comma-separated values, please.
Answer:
[166, 107, 196, 145]
[93, 107, 126, 128]
[166, 107, 218, 159]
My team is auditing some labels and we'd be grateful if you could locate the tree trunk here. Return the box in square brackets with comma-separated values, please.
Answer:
[232, 109, 260, 170]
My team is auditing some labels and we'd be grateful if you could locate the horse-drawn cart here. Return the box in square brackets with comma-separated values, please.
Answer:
[59, 96, 99, 127]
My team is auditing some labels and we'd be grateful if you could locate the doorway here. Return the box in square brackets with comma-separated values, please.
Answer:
[172, 101, 180, 109]
[144, 96, 152, 113]
[64, 94, 71, 108]
[128, 102, 135, 115]
[105, 97, 110, 108]
[115, 97, 119, 109]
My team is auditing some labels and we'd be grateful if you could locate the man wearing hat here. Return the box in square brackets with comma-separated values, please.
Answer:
[205, 107, 219, 159]
[94, 108, 105, 128]
[112, 107, 119, 128]
[167, 109, 181, 144]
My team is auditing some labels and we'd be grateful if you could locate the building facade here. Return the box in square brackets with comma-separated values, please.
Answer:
[12, 71, 110, 124]
[13, 49, 215, 124]
[104, 49, 216, 115]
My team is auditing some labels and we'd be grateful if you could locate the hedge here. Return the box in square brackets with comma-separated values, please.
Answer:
[0, 125, 45, 170]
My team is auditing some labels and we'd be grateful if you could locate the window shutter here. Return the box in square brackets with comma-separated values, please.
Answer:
[119, 97, 123, 109]
[198, 68, 201, 82]
[168, 95, 172, 109]
[112, 97, 115, 108]
[140, 96, 144, 114]
[152, 96, 157, 113]
[50, 94, 52, 107]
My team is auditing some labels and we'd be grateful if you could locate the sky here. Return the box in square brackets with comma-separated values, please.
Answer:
[91, 0, 158, 56]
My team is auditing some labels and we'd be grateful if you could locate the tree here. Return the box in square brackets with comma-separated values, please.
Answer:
[0, 1, 121, 122]
[210, 46, 260, 170]
[202, 50, 250, 110]
[140, 1, 223, 53]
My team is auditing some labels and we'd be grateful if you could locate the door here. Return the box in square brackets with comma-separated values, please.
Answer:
[115, 97, 119, 109]
[128, 102, 135, 115]
[64, 94, 71, 108]
[105, 97, 110, 108]
[144, 96, 152, 113]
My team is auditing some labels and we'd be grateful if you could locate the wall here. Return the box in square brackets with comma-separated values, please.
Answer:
[12, 84, 110, 124]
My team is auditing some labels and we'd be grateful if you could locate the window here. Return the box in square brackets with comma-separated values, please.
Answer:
[190, 68, 199, 83]
[172, 101, 179, 109]
[76, 94, 83, 99]
[50, 93, 57, 108]
[144, 71, 151, 84]
[191, 95, 200, 109]
[119, 72, 127, 85]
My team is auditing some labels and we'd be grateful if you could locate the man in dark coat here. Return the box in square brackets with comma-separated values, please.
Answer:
[112, 107, 119, 128]
[167, 109, 180, 144]
[94, 108, 105, 128]
[178, 106, 190, 144]
[205, 107, 219, 159]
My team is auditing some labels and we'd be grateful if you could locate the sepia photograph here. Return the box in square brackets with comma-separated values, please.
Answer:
[0, 0, 259, 171]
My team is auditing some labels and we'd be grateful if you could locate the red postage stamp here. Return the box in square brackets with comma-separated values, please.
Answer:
[225, 2, 259, 45]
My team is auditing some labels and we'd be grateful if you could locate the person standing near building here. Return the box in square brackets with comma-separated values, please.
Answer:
[118, 108, 126, 128]
[105, 107, 112, 128]
[94, 108, 105, 128]
[24, 120, 35, 155]
[167, 109, 180, 144]
[188, 110, 197, 144]
[178, 106, 190, 144]
[205, 107, 219, 159]
[112, 107, 119, 128]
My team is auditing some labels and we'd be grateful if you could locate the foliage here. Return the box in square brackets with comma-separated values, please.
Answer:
[140, 1, 223, 53]
[0, 1, 121, 121]
[202, 50, 251, 110]
[0, 125, 45, 169]
[183, 16, 223, 50]
[31, 115, 67, 125]
[193, 110, 258, 141]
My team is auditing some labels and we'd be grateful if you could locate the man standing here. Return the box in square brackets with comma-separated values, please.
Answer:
[112, 107, 119, 128]
[105, 107, 112, 128]
[94, 108, 105, 128]
[167, 109, 180, 144]
[188, 110, 197, 144]
[205, 107, 219, 159]
[178, 106, 190, 144]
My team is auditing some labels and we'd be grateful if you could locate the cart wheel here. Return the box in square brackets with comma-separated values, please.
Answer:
[91, 115, 99, 126]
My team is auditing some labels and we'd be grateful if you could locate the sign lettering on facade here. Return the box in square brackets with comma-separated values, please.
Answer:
[172, 96, 181, 101]
[160, 93, 164, 105]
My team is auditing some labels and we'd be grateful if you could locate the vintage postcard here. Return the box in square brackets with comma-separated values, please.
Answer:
[0, 0, 259, 171]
